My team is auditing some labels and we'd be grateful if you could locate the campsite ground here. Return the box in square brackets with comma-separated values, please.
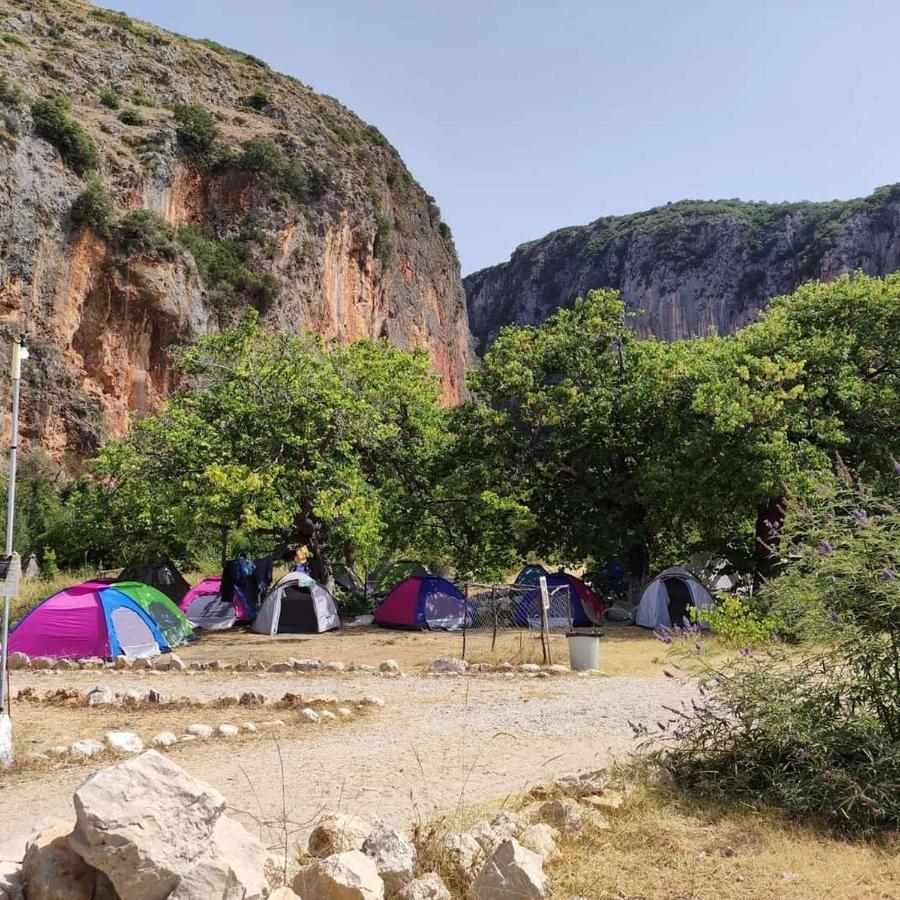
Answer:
[1, 629, 897, 898]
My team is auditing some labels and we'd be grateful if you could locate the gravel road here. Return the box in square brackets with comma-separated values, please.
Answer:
[0, 669, 693, 865]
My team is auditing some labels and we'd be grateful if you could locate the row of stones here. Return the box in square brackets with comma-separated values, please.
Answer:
[5, 650, 404, 675]
[23, 697, 385, 766]
[427, 656, 579, 676]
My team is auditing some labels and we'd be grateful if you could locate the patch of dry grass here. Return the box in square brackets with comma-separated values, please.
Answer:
[547, 785, 900, 900]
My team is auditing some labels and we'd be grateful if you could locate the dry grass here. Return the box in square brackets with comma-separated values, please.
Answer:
[547, 785, 900, 900]
[173, 625, 722, 677]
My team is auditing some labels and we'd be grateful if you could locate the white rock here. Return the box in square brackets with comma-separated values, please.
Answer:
[0, 859, 23, 900]
[517, 663, 540, 673]
[112, 656, 131, 670]
[23, 823, 109, 900]
[150, 731, 178, 749]
[379, 659, 401, 674]
[300, 707, 321, 724]
[7, 651, 29, 669]
[47, 745, 70, 758]
[359, 696, 385, 707]
[185, 724, 213, 740]
[31, 657, 54, 670]
[216, 723, 239, 738]
[533, 799, 583, 834]
[68, 750, 267, 900]
[241, 722, 257, 732]
[320, 710, 337, 722]
[86, 687, 115, 707]
[495, 663, 514, 672]
[397, 873, 451, 900]
[553, 768, 611, 798]
[71, 739, 105, 759]
[292, 658, 324, 671]
[267, 889, 301, 899]
[350, 663, 378, 673]
[132, 657, 153, 671]
[308, 814, 373, 858]
[257, 719, 285, 730]
[545, 664, 569, 675]
[362, 823, 417, 893]
[326, 661, 346, 672]
[428, 656, 468, 673]
[123, 689, 144, 705]
[104, 731, 144, 755]
[470, 811, 522, 855]
[80, 657, 105, 670]
[270, 662, 294, 673]
[518, 824, 558, 862]
[472, 839, 547, 899]
[337, 707, 353, 718]
[294, 850, 384, 900]
[435, 831, 483, 885]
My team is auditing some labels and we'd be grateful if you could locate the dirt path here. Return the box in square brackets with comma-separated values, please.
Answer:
[0, 670, 693, 865]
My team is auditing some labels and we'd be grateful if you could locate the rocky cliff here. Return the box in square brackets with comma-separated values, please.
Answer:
[0, 0, 472, 463]
[465, 188, 900, 352]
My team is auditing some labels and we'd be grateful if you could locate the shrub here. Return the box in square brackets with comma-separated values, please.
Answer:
[2, 33, 28, 48]
[654, 468, 900, 833]
[71, 177, 114, 238]
[172, 102, 220, 157]
[118, 107, 145, 126]
[0, 75, 27, 106]
[691, 594, 776, 646]
[179, 225, 280, 311]
[374, 207, 394, 267]
[239, 135, 283, 173]
[244, 87, 271, 111]
[114, 208, 177, 257]
[99, 87, 120, 109]
[131, 88, 155, 107]
[31, 95, 100, 174]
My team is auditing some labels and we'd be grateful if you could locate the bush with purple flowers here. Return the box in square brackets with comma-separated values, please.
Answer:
[653, 466, 900, 833]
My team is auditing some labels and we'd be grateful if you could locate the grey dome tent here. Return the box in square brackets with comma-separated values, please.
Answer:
[635, 566, 715, 629]
[253, 571, 341, 635]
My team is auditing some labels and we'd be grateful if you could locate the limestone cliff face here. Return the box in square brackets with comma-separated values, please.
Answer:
[465, 189, 900, 352]
[0, 0, 472, 460]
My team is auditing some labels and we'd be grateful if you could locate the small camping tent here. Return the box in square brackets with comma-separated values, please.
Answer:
[374, 575, 468, 630]
[514, 572, 604, 628]
[253, 572, 340, 634]
[112, 581, 194, 648]
[635, 566, 715, 629]
[514, 564, 550, 587]
[118, 554, 190, 604]
[179, 576, 250, 630]
[9, 582, 171, 660]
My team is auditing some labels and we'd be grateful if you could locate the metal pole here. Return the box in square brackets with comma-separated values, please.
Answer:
[461, 583, 468, 660]
[1, 335, 25, 762]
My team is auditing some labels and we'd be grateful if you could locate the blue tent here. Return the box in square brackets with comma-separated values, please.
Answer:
[374, 575, 469, 630]
[514, 564, 550, 587]
[514, 572, 605, 628]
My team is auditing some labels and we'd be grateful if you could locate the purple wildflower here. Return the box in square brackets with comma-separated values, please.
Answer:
[797, 747, 807, 760]
[818, 539, 833, 556]
[740, 646, 752, 658]
[852, 508, 867, 523]
[880, 569, 895, 583]
[829, 610, 840, 624]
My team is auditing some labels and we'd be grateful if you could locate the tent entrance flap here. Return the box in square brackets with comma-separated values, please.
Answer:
[110, 607, 160, 659]
[275, 587, 322, 633]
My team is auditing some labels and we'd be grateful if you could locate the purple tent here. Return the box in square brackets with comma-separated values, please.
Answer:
[373, 575, 468, 630]
[9, 581, 170, 660]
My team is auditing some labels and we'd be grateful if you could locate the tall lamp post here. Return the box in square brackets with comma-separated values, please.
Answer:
[0, 334, 27, 767]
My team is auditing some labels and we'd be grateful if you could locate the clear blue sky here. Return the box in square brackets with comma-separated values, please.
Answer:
[107, 0, 900, 274]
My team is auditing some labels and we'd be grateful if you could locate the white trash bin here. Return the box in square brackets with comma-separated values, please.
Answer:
[566, 632, 601, 671]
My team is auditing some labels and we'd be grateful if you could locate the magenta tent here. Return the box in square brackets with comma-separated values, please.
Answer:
[373, 575, 469, 630]
[9, 582, 170, 660]
[179, 576, 250, 630]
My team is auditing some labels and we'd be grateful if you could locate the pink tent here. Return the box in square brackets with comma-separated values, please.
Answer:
[9, 582, 168, 660]
[179, 576, 249, 630]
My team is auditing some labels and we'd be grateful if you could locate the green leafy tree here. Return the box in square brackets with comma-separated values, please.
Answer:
[71, 314, 446, 583]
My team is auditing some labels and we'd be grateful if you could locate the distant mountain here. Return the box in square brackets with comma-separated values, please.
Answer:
[465, 187, 900, 352]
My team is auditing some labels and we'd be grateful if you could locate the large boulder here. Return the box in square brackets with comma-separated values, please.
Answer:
[472, 839, 547, 899]
[294, 850, 384, 900]
[397, 873, 451, 900]
[22, 824, 113, 900]
[7, 652, 29, 670]
[308, 814, 373, 858]
[68, 750, 267, 899]
[362, 823, 417, 893]
[553, 769, 611, 798]
[0, 859, 23, 900]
